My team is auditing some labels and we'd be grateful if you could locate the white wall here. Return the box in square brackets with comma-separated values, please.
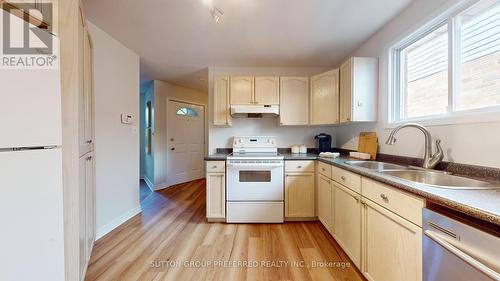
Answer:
[88, 22, 141, 239]
[208, 67, 336, 153]
[335, 0, 500, 168]
[152, 80, 208, 189]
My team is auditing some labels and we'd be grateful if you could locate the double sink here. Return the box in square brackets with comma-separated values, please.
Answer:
[345, 161, 498, 190]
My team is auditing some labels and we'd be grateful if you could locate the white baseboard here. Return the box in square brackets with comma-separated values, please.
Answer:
[154, 182, 169, 191]
[96, 205, 142, 241]
[143, 176, 155, 192]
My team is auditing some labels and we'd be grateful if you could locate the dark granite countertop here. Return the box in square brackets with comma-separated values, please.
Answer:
[204, 153, 230, 161]
[316, 157, 500, 227]
[204, 150, 500, 225]
[280, 152, 320, 160]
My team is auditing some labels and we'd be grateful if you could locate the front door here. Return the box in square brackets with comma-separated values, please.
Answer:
[167, 100, 205, 186]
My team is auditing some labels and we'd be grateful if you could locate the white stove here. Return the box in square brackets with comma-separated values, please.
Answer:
[226, 136, 284, 223]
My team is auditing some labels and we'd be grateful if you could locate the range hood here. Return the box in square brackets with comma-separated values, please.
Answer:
[230, 105, 279, 118]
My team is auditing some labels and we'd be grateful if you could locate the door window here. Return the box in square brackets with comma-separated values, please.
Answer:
[176, 107, 199, 117]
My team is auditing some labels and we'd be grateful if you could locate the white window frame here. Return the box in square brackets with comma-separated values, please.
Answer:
[389, 0, 500, 126]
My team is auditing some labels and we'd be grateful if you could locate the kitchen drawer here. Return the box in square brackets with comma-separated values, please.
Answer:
[318, 161, 332, 178]
[206, 161, 225, 173]
[331, 166, 361, 194]
[362, 178, 425, 227]
[285, 160, 315, 173]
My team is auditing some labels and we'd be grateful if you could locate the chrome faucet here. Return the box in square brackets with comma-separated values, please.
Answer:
[385, 123, 444, 169]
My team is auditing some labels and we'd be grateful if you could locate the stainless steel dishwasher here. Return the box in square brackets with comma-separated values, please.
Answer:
[423, 208, 500, 281]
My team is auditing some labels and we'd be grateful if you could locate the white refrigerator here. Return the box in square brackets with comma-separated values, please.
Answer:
[0, 28, 65, 281]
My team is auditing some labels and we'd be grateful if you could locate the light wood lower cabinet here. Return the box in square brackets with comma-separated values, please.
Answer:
[361, 198, 422, 281]
[285, 173, 315, 218]
[206, 161, 226, 221]
[79, 152, 95, 280]
[318, 174, 334, 232]
[333, 182, 362, 268]
[316, 162, 423, 281]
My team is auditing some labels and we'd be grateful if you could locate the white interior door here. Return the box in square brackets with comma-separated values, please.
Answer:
[167, 100, 205, 186]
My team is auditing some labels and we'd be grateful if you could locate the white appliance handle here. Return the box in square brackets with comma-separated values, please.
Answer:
[227, 162, 283, 169]
[424, 230, 500, 281]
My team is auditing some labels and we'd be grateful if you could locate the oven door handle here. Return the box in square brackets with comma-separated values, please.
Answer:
[227, 163, 284, 168]
[424, 230, 500, 281]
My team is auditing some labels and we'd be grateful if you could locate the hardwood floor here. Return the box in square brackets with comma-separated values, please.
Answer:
[140, 179, 153, 203]
[85, 179, 365, 281]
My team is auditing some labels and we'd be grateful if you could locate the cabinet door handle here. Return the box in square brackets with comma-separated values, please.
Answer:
[171, 148, 175, 151]
[322, 168, 326, 171]
[86, 140, 93, 144]
[380, 193, 388, 201]
[341, 176, 346, 181]
[86, 156, 92, 161]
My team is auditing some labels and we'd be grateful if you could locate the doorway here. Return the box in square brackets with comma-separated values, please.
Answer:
[167, 100, 205, 187]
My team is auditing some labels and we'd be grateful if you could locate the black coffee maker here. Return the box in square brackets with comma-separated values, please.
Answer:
[315, 133, 332, 153]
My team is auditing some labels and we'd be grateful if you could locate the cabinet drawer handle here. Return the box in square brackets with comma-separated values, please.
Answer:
[322, 168, 326, 171]
[297, 166, 302, 168]
[341, 176, 346, 181]
[380, 193, 388, 201]
[212, 165, 217, 169]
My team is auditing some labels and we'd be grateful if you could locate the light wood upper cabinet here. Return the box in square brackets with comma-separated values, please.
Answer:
[255, 77, 280, 105]
[333, 182, 362, 268]
[339, 57, 378, 123]
[318, 174, 334, 233]
[206, 161, 226, 220]
[361, 198, 422, 281]
[310, 69, 340, 125]
[213, 76, 232, 126]
[230, 76, 254, 105]
[279, 77, 310, 126]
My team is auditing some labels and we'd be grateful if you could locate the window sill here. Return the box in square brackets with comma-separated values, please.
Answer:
[384, 106, 500, 129]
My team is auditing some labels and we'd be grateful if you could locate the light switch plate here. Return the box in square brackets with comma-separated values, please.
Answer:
[121, 114, 133, 124]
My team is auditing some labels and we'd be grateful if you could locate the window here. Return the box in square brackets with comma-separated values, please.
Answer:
[391, 0, 500, 122]
[176, 107, 199, 117]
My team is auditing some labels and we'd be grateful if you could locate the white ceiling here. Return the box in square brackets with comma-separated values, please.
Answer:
[84, 0, 412, 92]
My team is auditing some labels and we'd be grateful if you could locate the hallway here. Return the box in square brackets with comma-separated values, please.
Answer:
[85, 179, 364, 281]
